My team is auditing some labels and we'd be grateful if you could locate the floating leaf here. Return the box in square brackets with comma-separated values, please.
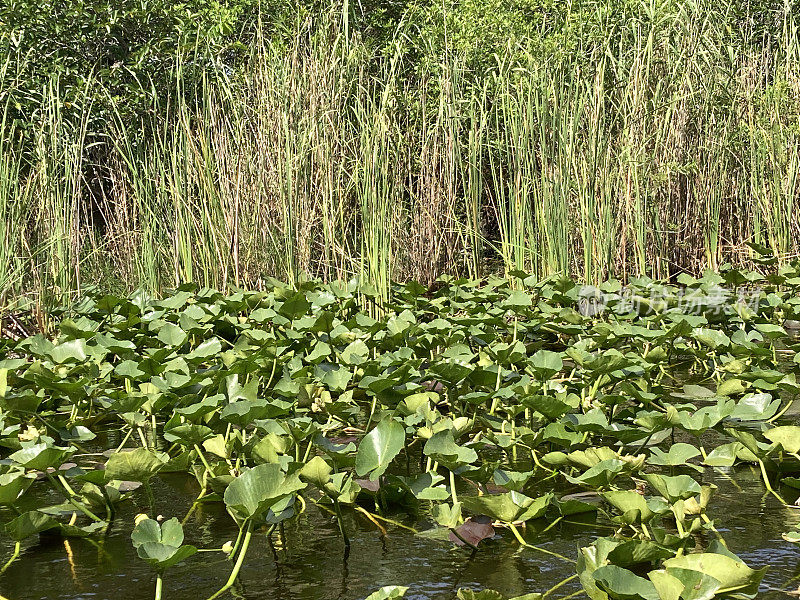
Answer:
[10, 443, 75, 471]
[364, 587, 408, 600]
[4, 510, 59, 541]
[662, 544, 767, 595]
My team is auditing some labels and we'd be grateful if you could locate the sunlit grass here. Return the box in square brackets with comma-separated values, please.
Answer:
[1, 0, 799, 305]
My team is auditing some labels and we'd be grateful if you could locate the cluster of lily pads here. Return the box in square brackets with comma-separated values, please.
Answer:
[1, 262, 800, 599]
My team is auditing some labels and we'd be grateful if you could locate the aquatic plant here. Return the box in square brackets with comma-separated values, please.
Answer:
[0, 269, 798, 597]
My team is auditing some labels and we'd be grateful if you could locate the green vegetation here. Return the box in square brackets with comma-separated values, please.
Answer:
[1, 0, 800, 308]
[1, 264, 799, 598]
[1, 1, 800, 598]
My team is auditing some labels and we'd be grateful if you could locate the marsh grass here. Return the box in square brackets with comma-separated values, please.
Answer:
[1, 0, 799, 306]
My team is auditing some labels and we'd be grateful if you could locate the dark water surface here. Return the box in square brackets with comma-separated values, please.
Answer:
[2, 395, 800, 600]
[1, 461, 799, 600]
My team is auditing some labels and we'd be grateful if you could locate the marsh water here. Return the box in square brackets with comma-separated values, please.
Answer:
[1, 423, 800, 600]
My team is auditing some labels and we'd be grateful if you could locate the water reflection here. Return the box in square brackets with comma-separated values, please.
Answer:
[0, 453, 799, 599]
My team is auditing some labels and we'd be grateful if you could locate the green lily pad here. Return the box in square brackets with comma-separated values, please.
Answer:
[223, 463, 305, 523]
[4, 510, 59, 541]
[662, 543, 767, 595]
[592, 565, 660, 600]
[764, 426, 800, 454]
[364, 586, 408, 600]
[131, 517, 197, 571]
[10, 443, 76, 471]
[355, 418, 406, 481]
[104, 448, 168, 482]
[462, 492, 552, 523]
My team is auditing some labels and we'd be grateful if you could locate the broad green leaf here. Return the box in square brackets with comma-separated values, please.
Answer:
[355, 418, 405, 481]
[10, 443, 75, 471]
[0, 471, 35, 504]
[223, 463, 305, 522]
[186, 338, 222, 361]
[528, 350, 563, 377]
[156, 323, 188, 347]
[662, 547, 766, 595]
[647, 443, 701, 468]
[4, 510, 59, 541]
[104, 448, 168, 482]
[462, 492, 552, 524]
[48, 339, 88, 364]
[592, 565, 660, 600]
[642, 474, 701, 503]
[764, 426, 800, 454]
[299, 456, 332, 490]
[423, 430, 477, 467]
[364, 586, 408, 600]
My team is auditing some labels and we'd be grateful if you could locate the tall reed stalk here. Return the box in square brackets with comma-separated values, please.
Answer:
[1, 0, 799, 305]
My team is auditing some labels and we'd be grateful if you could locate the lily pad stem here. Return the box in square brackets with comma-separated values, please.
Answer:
[137, 427, 149, 449]
[46, 472, 104, 522]
[540, 516, 563, 535]
[700, 514, 727, 546]
[334, 498, 351, 546]
[553, 590, 586, 600]
[301, 440, 314, 463]
[144, 480, 156, 515]
[154, 573, 163, 600]
[507, 523, 576, 564]
[115, 427, 134, 452]
[207, 520, 253, 600]
[758, 459, 788, 504]
[354, 505, 386, 536]
[640, 522, 651, 539]
[543, 574, 579, 598]
[768, 400, 795, 423]
[182, 487, 207, 525]
[361, 508, 417, 533]
[0, 541, 20, 575]
[227, 525, 244, 561]
[193, 444, 214, 474]
[365, 397, 378, 432]
[529, 448, 554, 473]
[57, 474, 78, 496]
[264, 358, 279, 389]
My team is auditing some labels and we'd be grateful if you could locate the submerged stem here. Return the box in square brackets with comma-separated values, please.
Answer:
[194, 444, 214, 474]
[46, 472, 104, 523]
[182, 487, 207, 525]
[333, 498, 351, 546]
[543, 573, 579, 598]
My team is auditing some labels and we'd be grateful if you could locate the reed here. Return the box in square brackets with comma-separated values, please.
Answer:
[1, 0, 799, 305]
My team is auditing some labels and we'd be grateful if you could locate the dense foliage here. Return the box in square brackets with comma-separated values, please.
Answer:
[1, 0, 799, 307]
[0, 0, 261, 127]
[1, 264, 800, 597]
[2, 2, 800, 597]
